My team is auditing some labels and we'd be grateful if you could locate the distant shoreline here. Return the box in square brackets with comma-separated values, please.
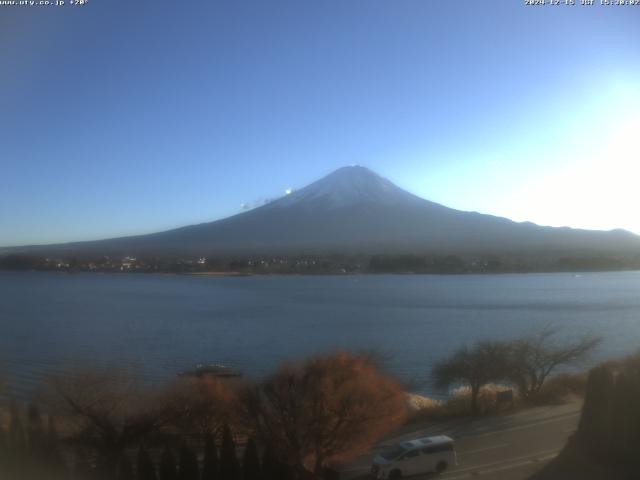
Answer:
[187, 271, 253, 277]
[3, 250, 640, 276]
[2, 268, 640, 277]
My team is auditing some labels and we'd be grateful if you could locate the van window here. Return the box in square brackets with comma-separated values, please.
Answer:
[400, 450, 420, 460]
[421, 443, 453, 455]
[380, 445, 406, 461]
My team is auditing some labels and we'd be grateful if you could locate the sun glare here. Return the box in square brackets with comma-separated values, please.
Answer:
[518, 124, 640, 232]
[506, 85, 640, 234]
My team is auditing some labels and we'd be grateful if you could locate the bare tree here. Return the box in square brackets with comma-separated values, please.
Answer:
[506, 327, 602, 399]
[431, 341, 510, 416]
[46, 368, 179, 477]
[242, 351, 406, 479]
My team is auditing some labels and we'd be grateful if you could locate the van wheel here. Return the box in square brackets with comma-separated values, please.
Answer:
[435, 461, 448, 473]
[388, 469, 402, 479]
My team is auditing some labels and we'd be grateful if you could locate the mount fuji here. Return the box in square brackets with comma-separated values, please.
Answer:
[7, 166, 640, 257]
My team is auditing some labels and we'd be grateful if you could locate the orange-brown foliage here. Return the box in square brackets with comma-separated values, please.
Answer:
[164, 375, 239, 436]
[243, 351, 406, 477]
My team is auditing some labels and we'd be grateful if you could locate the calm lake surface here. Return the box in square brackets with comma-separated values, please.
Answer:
[1, 270, 640, 397]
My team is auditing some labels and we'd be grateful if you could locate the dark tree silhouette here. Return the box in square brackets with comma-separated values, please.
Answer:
[432, 341, 510, 416]
[260, 442, 277, 480]
[73, 449, 96, 480]
[117, 454, 135, 480]
[27, 404, 45, 460]
[178, 442, 200, 480]
[219, 425, 239, 480]
[0, 422, 8, 475]
[138, 445, 158, 480]
[242, 438, 260, 480]
[45, 415, 67, 474]
[260, 443, 293, 480]
[9, 401, 26, 453]
[201, 433, 219, 480]
[274, 458, 294, 480]
[159, 446, 178, 480]
[7, 401, 27, 475]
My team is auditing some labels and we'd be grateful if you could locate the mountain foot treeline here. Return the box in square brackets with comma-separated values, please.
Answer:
[3, 251, 640, 275]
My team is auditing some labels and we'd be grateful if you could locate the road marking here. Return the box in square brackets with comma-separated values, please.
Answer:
[459, 443, 509, 455]
[460, 447, 559, 472]
[474, 452, 558, 477]
[482, 452, 557, 471]
[444, 453, 558, 479]
[441, 447, 560, 478]
[471, 425, 491, 432]
[456, 413, 579, 439]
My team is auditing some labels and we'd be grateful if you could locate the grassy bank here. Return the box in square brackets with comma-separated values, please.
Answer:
[406, 373, 588, 423]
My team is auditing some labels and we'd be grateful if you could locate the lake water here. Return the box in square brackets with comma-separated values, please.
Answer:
[1, 270, 640, 398]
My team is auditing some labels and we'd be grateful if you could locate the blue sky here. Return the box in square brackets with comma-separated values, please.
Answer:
[1, 0, 639, 246]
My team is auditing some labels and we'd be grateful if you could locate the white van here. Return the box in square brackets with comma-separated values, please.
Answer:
[371, 435, 456, 479]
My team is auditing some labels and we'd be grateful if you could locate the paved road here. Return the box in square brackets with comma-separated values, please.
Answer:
[341, 402, 581, 480]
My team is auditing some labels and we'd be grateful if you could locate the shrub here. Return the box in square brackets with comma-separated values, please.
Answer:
[408, 384, 515, 422]
[529, 372, 588, 405]
[448, 384, 513, 415]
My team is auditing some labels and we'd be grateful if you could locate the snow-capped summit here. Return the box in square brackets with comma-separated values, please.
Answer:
[272, 165, 425, 209]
